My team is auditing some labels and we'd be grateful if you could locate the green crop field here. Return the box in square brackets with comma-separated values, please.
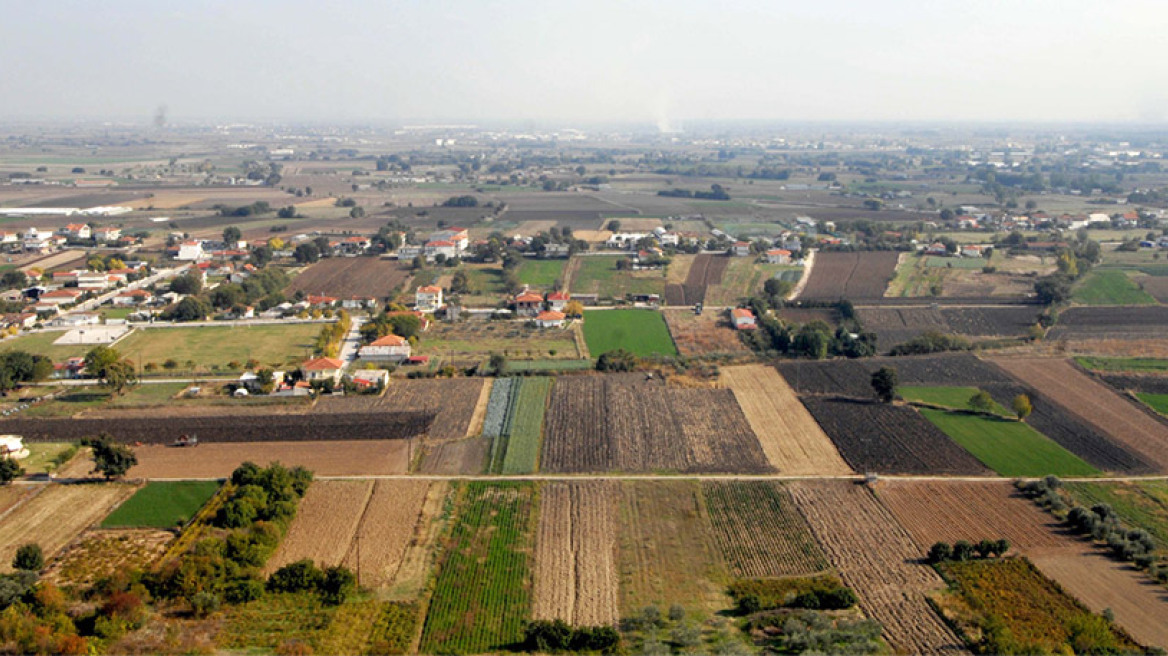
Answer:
[569, 255, 666, 298]
[1074, 356, 1168, 373]
[514, 258, 567, 288]
[117, 323, 322, 370]
[900, 386, 1011, 417]
[507, 359, 593, 372]
[925, 256, 987, 269]
[420, 482, 536, 654]
[918, 409, 1099, 477]
[1064, 481, 1168, 548]
[1137, 392, 1168, 416]
[500, 378, 550, 475]
[101, 481, 221, 528]
[583, 309, 677, 357]
[1072, 270, 1158, 305]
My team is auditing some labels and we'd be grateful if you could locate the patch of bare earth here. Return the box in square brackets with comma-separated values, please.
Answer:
[533, 482, 619, 626]
[132, 440, 409, 479]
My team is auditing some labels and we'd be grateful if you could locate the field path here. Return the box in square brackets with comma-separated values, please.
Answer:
[990, 357, 1168, 471]
[787, 248, 815, 300]
[720, 365, 851, 475]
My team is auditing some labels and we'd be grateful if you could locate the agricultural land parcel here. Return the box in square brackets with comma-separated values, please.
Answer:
[917, 408, 1099, 477]
[101, 480, 220, 528]
[0, 483, 136, 573]
[567, 255, 666, 298]
[286, 257, 413, 299]
[796, 251, 899, 300]
[663, 309, 751, 356]
[1073, 269, 1158, 305]
[582, 309, 677, 357]
[115, 323, 323, 370]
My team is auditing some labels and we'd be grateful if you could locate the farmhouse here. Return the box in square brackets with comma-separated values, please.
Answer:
[415, 286, 444, 313]
[176, 241, 205, 261]
[534, 310, 566, 328]
[349, 368, 390, 390]
[358, 334, 412, 362]
[731, 308, 757, 330]
[765, 249, 792, 264]
[77, 271, 112, 290]
[547, 291, 570, 312]
[93, 226, 121, 243]
[730, 241, 751, 257]
[299, 357, 345, 385]
[606, 232, 649, 249]
[423, 240, 459, 260]
[429, 227, 470, 252]
[60, 223, 91, 240]
[38, 289, 83, 306]
[514, 291, 544, 317]
[113, 289, 153, 306]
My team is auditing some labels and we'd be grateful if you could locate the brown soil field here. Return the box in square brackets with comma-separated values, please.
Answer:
[329, 378, 485, 441]
[514, 220, 558, 236]
[268, 479, 431, 588]
[542, 377, 771, 473]
[703, 481, 830, 578]
[131, 440, 409, 479]
[1031, 549, 1168, 649]
[0, 483, 136, 574]
[612, 218, 663, 231]
[1137, 275, 1168, 303]
[797, 251, 900, 301]
[616, 481, 729, 614]
[875, 481, 1074, 553]
[857, 306, 1040, 352]
[1047, 306, 1168, 341]
[663, 309, 750, 356]
[788, 481, 967, 655]
[719, 365, 852, 475]
[386, 480, 451, 602]
[991, 357, 1168, 471]
[0, 485, 34, 515]
[533, 482, 620, 626]
[466, 379, 493, 438]
[287, 257, 413, 300]
[44, 528, 173, 589]
[19, 250, 86, 274]
[664, 253, 729, 305]
[572, 229, 612, 243]
[419, 437, 489, 474]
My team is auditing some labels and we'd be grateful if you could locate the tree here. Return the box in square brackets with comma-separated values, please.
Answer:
[1034, 275, 1072, 305]
[100, 360, 137, 395]
[170, 272, 204, 295]
[268, 559, 324, 594]
[411, 255, 426, 270]
[12, 544, 43, 571]
[82, 433, 138, 479]
[564, 300, 584, 318]
[0, 457, 23, 485]
[450, 270, 470, 294]
[1012, 394, 1032, 420]
[596, 349, 636, 372]
[169, 296, 211, 322]
[952, 540, 974, 562]
[319, 566, 356, 605]
[871, 367, 898, 403]
[968, 390, 995, 413]
[83, 346, 121, 379]
[349, 206, 365, 219]
[488, 352, 507, 376]
[927, 541, 952, 564]
[294, 242, 321, 264]
[222, 226, 242, 243]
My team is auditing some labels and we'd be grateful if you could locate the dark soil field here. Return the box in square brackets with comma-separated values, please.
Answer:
[1048, 306, 1168, 340]
[797, 251, 899, 301]
[287, 257, 413, 299]
[858, 306, 1040, 352]
[801, 398, 990, 475]
[664, 254, 729, 306]
[1097, 374, 1168, 395]
[778, 353, 1013, 398]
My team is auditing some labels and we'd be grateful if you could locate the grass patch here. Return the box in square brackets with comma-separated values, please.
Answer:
[514, 258, 567, 288]
[108, 382, 189, 406]
[583, 309, 677, 357]
[420, 482, 536, 654]
[919, 409, 1099, 477]
[925, 256, 987, 269]
[500, 378, 550, 475]
[20, 389, 112, 417]
[117, 323, 321, 370]
[569, 255, 666, 298]
[1074, 356, 1168, 373]
[900, 385, 1011, 417]
[17, 442, 76, 474]
[507, 359, 593, 372]
[0, 330, 92, 362]
[1072, 270, 1158, 305]
[1137, 392, 1168, 417]
[1064, 481, 1168, 549]
[220, 593, 336, 652]
[102, 481, 221, 528]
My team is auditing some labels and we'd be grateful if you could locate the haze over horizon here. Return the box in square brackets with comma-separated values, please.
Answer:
[3, 0, 1166, 126]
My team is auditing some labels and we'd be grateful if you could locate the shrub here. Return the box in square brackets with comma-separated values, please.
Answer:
[928, 542, 952, 564]
[267, 560, 323, 594]
[319, 566, 356, 605]
[12, 544, 43, 572]
[188, 591, 221, 618]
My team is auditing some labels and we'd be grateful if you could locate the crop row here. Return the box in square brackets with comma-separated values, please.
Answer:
[500, 378, 551, 475]
[482, 378, 517, 440]
[419, 482, 536, 655]
[702, 481, 829, 578]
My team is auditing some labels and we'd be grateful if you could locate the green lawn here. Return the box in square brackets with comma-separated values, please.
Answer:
[0, 330, 92, 363]
[101, 481, 221, 528]
[583, 309, 677, 357]
[900, 385, 1011, 417]
[117, 323, 321, 370]
[1075, 356, 1168, 373]
[108, 382, 189, 406]
[20, 389, 113, 417]
[514, 259, 567, 289]
[1072, 270, 1158, 306]
[569, 256, 666, 299]
[1137, 392, 1168, 417]
[918, 408, 1099, 477]
[18, 442, 77, 475]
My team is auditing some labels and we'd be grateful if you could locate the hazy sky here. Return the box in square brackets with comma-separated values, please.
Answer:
[3, 0, 1166, 125]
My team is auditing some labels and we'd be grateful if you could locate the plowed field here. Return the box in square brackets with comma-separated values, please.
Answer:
[419, 437, 490, 474]
[797, 251, 899, 300]
[532, 482, 619, 626]
[991, 358, 1168, 471]
[702, 481, 829, 578]
[719, 365, 851, 475]
[664, 253, 728, 305]
[267, 479, 431, 588]
[132, 440, 409, 478]
[287, 257, 412, 300]
[330, 378, 485, 441]
[788, 481, 967, 655]
[0, 483, 136, 574]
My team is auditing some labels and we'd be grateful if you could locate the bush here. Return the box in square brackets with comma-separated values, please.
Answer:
[12, 544, 43, 572]
[267, 560, 323, 594]
[928, 542, 952, 564]
[223, 578, 265, 604]
[319, 566, 356, 605]
[188, 591, 221, 618]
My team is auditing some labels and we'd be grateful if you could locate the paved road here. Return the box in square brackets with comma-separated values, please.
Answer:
[339, 317, 366, 367]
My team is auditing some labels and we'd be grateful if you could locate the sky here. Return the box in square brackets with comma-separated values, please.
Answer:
[2, 0, 1166, 125]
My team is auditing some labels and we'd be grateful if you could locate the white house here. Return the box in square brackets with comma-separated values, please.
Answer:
[112, 289, 153, 306]
[546, 291, 570, 312]
[534, 310, 566, 328]
[94, 226, 122, 243]
[358, 334, 412, 362]
[415, 286, 444, 313]
[37, 289, 83, 306]
[732, 241, 752, 257]
[423, 240, 459, 259]
[77, 271, 111, 290]
[429, 228, 470, 252]
[349, 368, 390, 390]
[606, 232, 649, 249]
[60, 223, 91, 240]
[177, 241, 205, 261]
[299, 357, 345, 385]
[765, 249, 792, 264]
[731, 308, 757, 330]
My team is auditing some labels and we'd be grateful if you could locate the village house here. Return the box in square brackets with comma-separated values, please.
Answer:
[113, 289, 152, 306]
[93, 226, 122, 243]
[428, 227, 470, 252]
[533, 310, 566, 328]
[0, 231, 18, 246]
[731, 307, 757, 330]
[176, 241, 205, 261]
[2, 313, 36, 329]
[60, 223, 91, 240]
[349, 369, 390, 391]
[341, 296, 378, 310]
[358, 334, 412, 362]
[23, 228, 56, 253]
[731, 241, 752, 257]
[765, 249, 792, 264]
[605, 232, 649, 250]
[961, 245, 985, 258]
[423, 240, 459, 260]
[299, 357, 345, 385]
[0, 435, 28, 460]
[77, 271, 112, 291]
[514, 290, 544, 317]
[415, 285, 444, 313]
[542, 243, 571, 258]
[306, 295, 339, 308]
[339, 236, 371, 254]
[546, 291, 570, 312]
[924, 242, 949, 256]
[37, 289, 83, 306]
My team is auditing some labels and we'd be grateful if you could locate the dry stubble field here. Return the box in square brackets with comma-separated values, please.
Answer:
[132, 440, 409, 479]
[532, 482, 620, 627]
[0, 483, 136, 574]
[719, 365, 851, 475]
[287, 257, 414, 300]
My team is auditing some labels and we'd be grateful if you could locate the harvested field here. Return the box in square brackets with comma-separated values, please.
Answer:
[44, 529, 173, 589]
[0, 485, 34, 515]
[269, 479, 431, 589]
[287, 257, 412, 299]
[991, 357, 1168, 471]
[702, 481, 829, 578]
[532, 482, 619, 627]
[616, 481, 729, 614]
[802, 399, 990, 475]
[328, 378, 485, 441]
[664, 253, 728, 305]
[0, 483, 136, 573]
[132, 440, 409, 478]
[1138, 275, 1168, 303]
[542, 377, 771, 473]
[796, 251, 899, 301]
[419, 437, 489, 474]
[663, 309, 750, 356]
[876, 481, 1075, 553]
[788, 480, 966, 655]
[6, 410, 433, 444]
[719, 365, 851, 475]
[1048, 306, 1168, 340]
